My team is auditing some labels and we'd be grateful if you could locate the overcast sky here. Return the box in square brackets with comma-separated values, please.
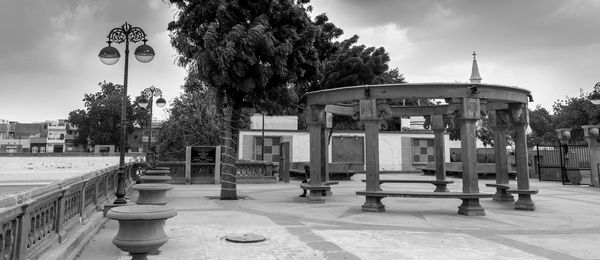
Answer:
[1, 0, 599, 123]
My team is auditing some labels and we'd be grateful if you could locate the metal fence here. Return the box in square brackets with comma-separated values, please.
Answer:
[535, 142, 590, 185]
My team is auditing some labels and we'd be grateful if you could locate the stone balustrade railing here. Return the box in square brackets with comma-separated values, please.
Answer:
[235, 161, 276, 184]
[0, 163, 138, 260]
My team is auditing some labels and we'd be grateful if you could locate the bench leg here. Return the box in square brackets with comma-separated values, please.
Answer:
[433, 184, 449, 192]
[361, 196, 385, 212]
[515, 194, 535, 210]
[458, 198, 485, 216]
[308, 190, 324, 204]
[493, 189, 515, 202]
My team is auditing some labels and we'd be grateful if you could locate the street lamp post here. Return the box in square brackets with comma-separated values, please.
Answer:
[99, 22, 155, 204]
[583, 82, 600, 187]
[138, 86, 166, 154]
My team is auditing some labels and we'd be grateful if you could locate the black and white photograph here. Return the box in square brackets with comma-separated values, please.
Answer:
[0, 0, 599, 259]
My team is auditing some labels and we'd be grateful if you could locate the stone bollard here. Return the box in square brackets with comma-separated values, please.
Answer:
[140, 175, 172, 184]
[132, 183, 173, 205]
[107, 205, 177, 260]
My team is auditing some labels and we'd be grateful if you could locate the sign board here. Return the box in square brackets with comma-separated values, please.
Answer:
[185, 146, 221, 184]
[190, 146, 217, 163]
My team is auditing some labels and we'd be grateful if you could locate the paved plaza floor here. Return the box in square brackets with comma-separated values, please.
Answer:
[77, 173, 600, 260]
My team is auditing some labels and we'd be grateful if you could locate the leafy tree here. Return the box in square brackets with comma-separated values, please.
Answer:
[476, 118, 494, 147]
[156, 74, 250, 161]
[156, 87, 220, 161]
[475, 118, 494, 162]
[169, 0, 323, 199]
[552, 88, 600, 142]
[68, 81, 147, 151]
[319, 35, 391, 90]
[528, 105, 556, 145]
[307, 34, 406, 131]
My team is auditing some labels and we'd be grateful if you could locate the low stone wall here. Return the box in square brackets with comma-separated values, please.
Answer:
[158, 161, 215, 184]
[0, 164, 137, 260]
[235, 161, 276, 184]
[157, 161, 276, 184]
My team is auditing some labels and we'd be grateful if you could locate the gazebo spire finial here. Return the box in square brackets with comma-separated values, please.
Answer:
[470, 51, 482, 84]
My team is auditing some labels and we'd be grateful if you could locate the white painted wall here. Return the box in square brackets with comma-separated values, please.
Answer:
[239, 130, 486, 171]
[237, 130, 309, 162]
[249, 114, 298, 130]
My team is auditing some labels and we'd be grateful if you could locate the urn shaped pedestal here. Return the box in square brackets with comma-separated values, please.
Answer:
[132, 183, 173, 205]
[106, 205, 177, 260]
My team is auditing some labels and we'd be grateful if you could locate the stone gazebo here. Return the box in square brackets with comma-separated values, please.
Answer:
[302, 83, 535, 215]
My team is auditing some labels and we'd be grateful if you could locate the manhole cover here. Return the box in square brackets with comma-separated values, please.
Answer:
[225, 233, 266, 243]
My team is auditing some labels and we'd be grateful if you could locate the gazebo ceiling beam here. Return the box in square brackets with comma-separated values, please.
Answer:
[389, 105, 450, 117]
[305, 83, 531, 106]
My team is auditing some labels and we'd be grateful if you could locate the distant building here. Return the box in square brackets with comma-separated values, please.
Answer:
[127, 119, 162, 153]
[0, 119, 83, 153]
[0, 121, 46, 153]
[46, 119, 67, 153]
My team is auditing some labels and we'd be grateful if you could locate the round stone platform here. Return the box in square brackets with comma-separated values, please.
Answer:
[132, 183, 173, 205]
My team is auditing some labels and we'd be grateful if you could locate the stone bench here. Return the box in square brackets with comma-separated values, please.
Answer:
[132, 183, 173, 205]
[356, 190, 493, 199]
[300, 181, 338, 197]
[485, 183, 538, 210]
[299, 183, 332, 203]
[361, 179, 454, 192]
[488, 183, 539, 196]
[419, 164, 517, 180]
[356, 190, 494, 215]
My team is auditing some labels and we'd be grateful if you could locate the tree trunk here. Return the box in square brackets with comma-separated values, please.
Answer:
[219, 92, 238, 200]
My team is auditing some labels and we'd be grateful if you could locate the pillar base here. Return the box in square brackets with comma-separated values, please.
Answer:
[308, 190, 324, 204]
[361, 197, 385, 212]
[458, 198, 485, 216]
[131, 253, 149, 260]
[493, 190, 515, 202]
[515, 194, 535, 210]
[434, 185, 449, 192]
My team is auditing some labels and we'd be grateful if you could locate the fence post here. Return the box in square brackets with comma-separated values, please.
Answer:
[17, 204, 30, 259]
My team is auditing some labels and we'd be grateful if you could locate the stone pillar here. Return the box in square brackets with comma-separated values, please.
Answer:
[510, 103, 535, 210]
[307, 105, 326, 203]
[583, 125, 600, 187]
[360, 99, 384, 212]
[456, 98, 485, 216]
[324, 112, 333, 183]
[431, 114, 448, 192]
[489, 110, 513, 201]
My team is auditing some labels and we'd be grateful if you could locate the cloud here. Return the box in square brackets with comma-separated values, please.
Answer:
[309, 0, 600, 111]
[0, 0, 185, 122]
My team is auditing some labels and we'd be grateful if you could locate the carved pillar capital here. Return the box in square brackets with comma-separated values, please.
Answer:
[508, 103, 528, 126]
[489, 110, 510, 131]
[307, 104, 326, 127]
[430, 114, 447, 133]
